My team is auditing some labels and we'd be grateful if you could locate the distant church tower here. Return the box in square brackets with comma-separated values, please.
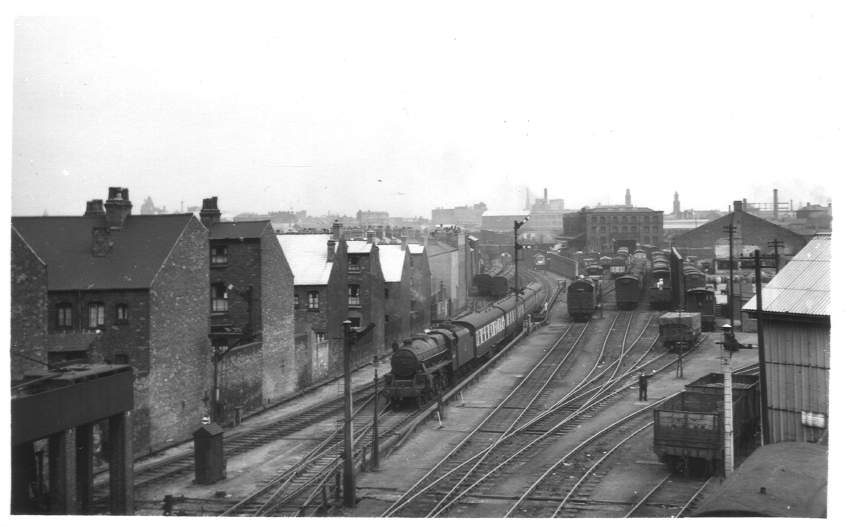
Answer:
[673, 191, 681, 218]
[625, 188, 632, 207]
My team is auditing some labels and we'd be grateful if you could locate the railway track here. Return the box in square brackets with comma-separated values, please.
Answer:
[625, 474, 713, 518]
[382, 308, 661, 518]
[91, 382, 378, 512]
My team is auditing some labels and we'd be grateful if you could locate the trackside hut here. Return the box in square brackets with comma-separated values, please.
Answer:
[742, 233, 830, 444]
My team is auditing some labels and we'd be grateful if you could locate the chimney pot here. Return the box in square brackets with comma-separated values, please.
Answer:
[332, 220, 343, 241]
[84, 199, 105, 217]
[104, 187, 132, 229]
[200, 196, 222, 228]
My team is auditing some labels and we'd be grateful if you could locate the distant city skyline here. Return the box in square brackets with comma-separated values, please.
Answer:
[10, 8, 844, 219]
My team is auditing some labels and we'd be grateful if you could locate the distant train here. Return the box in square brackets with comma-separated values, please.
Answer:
[648, 250, 673, 309]
[533, 252, 548, 270]
[567, 277, 600, 321]
[384, 282, 547, 405]
[614, 258, 647, 310]
[658, 311, 702, 351]
[685, 288, 717, 331]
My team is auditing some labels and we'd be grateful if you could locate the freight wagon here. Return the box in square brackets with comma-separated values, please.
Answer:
[654, 376, 760, 475]
[658, 311, 701, 351]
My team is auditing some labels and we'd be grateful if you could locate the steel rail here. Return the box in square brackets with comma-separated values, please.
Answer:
[624, 473, 673, 517]
[381, 321, 586, 516]
[674, 478, 713, 518]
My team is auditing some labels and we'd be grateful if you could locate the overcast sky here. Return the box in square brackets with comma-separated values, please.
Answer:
[9, 3, 847, 218]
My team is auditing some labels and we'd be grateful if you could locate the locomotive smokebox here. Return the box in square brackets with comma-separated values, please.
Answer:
[390, 349, 420, 379]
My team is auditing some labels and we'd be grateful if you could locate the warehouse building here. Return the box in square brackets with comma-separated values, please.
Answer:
[742, 233, 829, 444]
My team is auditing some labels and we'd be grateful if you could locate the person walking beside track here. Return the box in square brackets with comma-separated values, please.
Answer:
[638, 370, 648, 401]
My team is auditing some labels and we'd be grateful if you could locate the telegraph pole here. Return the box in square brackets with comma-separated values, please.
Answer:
[768, 238, 785, 272]
[513, 216, 529, 304]
[723, 223, 737, 334]
[342, 320, 355, 507]
[372, 354, 380, 470]
[754, 250, 770, 445]
[722, 342, 735, 477]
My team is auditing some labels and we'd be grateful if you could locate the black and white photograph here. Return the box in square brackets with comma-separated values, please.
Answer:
[4, 1, 844, 520]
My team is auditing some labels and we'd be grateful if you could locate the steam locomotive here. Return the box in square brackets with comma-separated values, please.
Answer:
[384, 282, 547, 405]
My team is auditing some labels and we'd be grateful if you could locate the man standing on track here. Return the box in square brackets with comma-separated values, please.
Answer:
[638, 370, 648, 401]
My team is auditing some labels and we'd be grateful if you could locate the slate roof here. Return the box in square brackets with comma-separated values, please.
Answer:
[742, 234, 830, 317]
[693, 442, 827, 517]
[12, 214, 196, 291]
[346, 240, 373, 254]
[377, 244, 407, 282]
[276, 234, 339, 286]
[209, 220, 269, 240]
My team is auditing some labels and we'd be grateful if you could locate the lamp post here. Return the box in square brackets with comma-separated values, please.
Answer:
[513, 216, 529, 303]
[342, 321, 354, 507]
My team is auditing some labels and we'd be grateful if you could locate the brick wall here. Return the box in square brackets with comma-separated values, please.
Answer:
[348, 246, 385, 365]
[409, 252, 432, 333]
[218, 341, 263, 424]
[11, 229, 48, 380]
[259, 225, 295, 402]
[147, 217, 211, 453]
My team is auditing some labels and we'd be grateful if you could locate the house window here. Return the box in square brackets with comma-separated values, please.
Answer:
[348, 316, 361, 328]
[294, 294, 300, 309]
[88, 302, 105, 329]
[315, 332, 327, 343]
[385, 314, 390, 323]
[384, 288, 390, 299]
[211, 283, 229, 312]
[56, 303, 73, 328]
[308, 291, 319, 310]
[116, 303, 129, 324]
[211, 245, 228, 266]
[348, 256, 361, 273]
[348, 284, 361, 306]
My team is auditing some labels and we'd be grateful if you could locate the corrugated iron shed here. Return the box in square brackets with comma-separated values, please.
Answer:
[742, 234, 830, 316]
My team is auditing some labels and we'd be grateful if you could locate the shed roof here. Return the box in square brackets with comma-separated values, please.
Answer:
[693, 442, 827, 517]
[12, 214, 196, 291]
[742, 234, 830, 316]
[377, 244, 407, 282]
[276, 234, 339, 286]
[208, 220, 269, 240]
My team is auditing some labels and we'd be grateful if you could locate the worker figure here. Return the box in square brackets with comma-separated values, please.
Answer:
[638, 370, 649, 401]
[722, 323, 740, 352]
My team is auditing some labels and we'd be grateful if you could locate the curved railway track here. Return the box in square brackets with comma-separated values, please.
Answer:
[382, 308, 662, 518]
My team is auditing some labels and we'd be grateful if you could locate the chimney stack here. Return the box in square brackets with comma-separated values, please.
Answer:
[331, 219, 343, 241]
[742, 198, 748, 211]
[366, 230, 375, 244]
[104, 187, 132, 229]
[733, 200, 743, 212]
[84, 199, 105, 217]
[401, 235, 408, 251]
[773, 188, 779, 219]
[200, 196, 221, 228]
[327, 239, 336, 262]
[91, 226, 113, 256]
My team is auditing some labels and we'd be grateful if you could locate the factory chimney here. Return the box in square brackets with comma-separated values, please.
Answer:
[625, 188, 632, 207]
[773, 189, 779, 219]
[544, 188, 548, 206]
[673, 192, 681, 218]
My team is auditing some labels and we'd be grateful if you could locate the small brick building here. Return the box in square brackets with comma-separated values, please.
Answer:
[343, 236, 386, 366]
[200, 197, 295, 424]
[13, 187, 212, 455]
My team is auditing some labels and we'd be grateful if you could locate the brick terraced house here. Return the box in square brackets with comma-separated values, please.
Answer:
[12, 187, 211, 455]
[199, 197, 295, 425]
[277, 226, 349, 383]
[377, 239, 412, 350]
